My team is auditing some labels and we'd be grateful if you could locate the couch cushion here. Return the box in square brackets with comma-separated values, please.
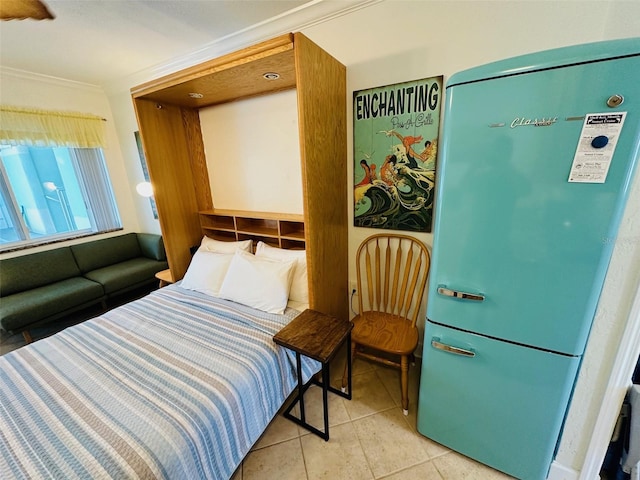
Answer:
[71, 234, 142, 273]
[137, 233, 166, 261]
[0, 247, 81, 297]
[0, 277, 104, 332]
[84, 258, 168, 295]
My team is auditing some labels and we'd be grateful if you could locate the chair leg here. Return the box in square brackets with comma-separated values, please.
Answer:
[341, 341, 356, 393]
[401, 355, 409, 415]
[22, 330, 33, 344]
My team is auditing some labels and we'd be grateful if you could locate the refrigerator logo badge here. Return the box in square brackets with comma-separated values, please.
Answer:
[510, 117, 558, 128]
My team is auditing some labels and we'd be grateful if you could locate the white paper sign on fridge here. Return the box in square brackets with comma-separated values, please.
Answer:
[568, 112, 627, 183]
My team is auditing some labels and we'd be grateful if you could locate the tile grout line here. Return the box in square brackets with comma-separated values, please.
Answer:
[297, 435, 311, 480]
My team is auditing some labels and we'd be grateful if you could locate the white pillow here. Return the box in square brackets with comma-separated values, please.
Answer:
[219, 250, 295, 314]
[200, 236, 252, 253]
[180, 250, 234, 297]
[255, 241, 308, 304]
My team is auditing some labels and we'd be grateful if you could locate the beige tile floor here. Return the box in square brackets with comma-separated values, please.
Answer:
[231, 349, 515, 480]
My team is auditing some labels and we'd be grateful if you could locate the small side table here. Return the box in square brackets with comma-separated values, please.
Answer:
[273, 309, 353, 441]
[155, 269, 174, 288]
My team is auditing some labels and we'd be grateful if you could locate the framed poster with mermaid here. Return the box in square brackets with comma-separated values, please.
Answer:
[353, 76, 442, 232]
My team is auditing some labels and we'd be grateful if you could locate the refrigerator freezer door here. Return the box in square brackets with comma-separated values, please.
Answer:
[417, 322, 580, 480]
[447, 38, 640, 87]
[427, 53, 640, 355]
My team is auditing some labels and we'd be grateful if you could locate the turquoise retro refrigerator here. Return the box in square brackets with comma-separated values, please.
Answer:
[417, 39, 640, 479]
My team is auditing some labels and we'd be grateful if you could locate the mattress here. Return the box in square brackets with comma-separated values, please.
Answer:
[0, 285, 319, 479]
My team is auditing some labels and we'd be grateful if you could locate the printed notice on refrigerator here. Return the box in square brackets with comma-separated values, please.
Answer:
[568, 112, 627, 183]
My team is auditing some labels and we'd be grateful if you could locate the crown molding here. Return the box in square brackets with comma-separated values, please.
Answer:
[0, 66, 102, 92]
[103, 0, 380, 96]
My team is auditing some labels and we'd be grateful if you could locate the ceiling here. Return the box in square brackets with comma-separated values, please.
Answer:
[0, 0, 326, 86]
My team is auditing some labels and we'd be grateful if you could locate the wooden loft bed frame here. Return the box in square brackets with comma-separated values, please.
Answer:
[130, 33, 348, 320]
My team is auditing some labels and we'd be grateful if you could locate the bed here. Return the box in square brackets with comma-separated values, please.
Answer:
[0, 282, 320, 480]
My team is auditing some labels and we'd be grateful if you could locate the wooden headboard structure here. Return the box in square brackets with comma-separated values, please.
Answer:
[130, 33, 348, 320]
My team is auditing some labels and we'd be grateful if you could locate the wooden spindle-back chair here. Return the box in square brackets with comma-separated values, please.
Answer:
[342, 233, 431, 415]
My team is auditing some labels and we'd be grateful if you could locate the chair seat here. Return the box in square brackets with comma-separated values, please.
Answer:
[352, 311, 418, 355]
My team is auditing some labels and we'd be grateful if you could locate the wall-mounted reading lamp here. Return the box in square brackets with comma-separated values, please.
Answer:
[136, 181, 153, 198]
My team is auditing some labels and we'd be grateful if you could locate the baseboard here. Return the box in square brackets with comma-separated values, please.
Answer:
[547, 461, 581, 480]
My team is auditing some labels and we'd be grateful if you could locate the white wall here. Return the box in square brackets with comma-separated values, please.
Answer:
[0, 68, 142, 258]
[18, 0, 636, 477]
[199, 90, 303, 214]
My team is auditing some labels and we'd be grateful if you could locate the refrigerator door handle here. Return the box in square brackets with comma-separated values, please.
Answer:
[431, 339, 476, 357]
[437, 286, 485, 302]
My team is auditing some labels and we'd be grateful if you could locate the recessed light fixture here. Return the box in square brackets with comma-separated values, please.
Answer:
[263, 72, 280, 80]
[188, 92, 204, 98]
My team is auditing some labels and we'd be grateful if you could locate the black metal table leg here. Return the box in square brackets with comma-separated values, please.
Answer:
[296, 352, 305, 423]
[322, 363, 330, 438]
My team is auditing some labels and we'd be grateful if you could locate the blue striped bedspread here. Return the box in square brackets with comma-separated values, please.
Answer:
[0, 285, 320, 479]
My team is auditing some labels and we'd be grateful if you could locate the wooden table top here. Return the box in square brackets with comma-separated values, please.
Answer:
[273, 309, 353, 363]
[155, 269, 173, 283]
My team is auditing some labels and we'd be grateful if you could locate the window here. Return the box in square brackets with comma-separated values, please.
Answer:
[0, 106, 121, 252]
[0, 145, 121, 250]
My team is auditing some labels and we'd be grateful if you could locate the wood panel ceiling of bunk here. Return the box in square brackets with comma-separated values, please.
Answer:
[131, 34, 296, 108]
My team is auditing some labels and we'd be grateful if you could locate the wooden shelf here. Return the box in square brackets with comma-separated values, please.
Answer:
[280, 220, 305, 240]
[200, 214, 235, 231]
[236, 217, 279, 237]
[281, 238, 305, 250]
[201, 228, 236, 242]
[200, 210, 305, 249]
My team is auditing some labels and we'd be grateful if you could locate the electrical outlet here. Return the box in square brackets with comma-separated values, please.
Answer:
[350, 281, 357, 294]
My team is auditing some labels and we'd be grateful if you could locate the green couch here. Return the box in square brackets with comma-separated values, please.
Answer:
[0, 233, 168, 342]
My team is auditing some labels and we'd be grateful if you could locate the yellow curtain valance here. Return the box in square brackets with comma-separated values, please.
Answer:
[0, 105, 106, 148]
